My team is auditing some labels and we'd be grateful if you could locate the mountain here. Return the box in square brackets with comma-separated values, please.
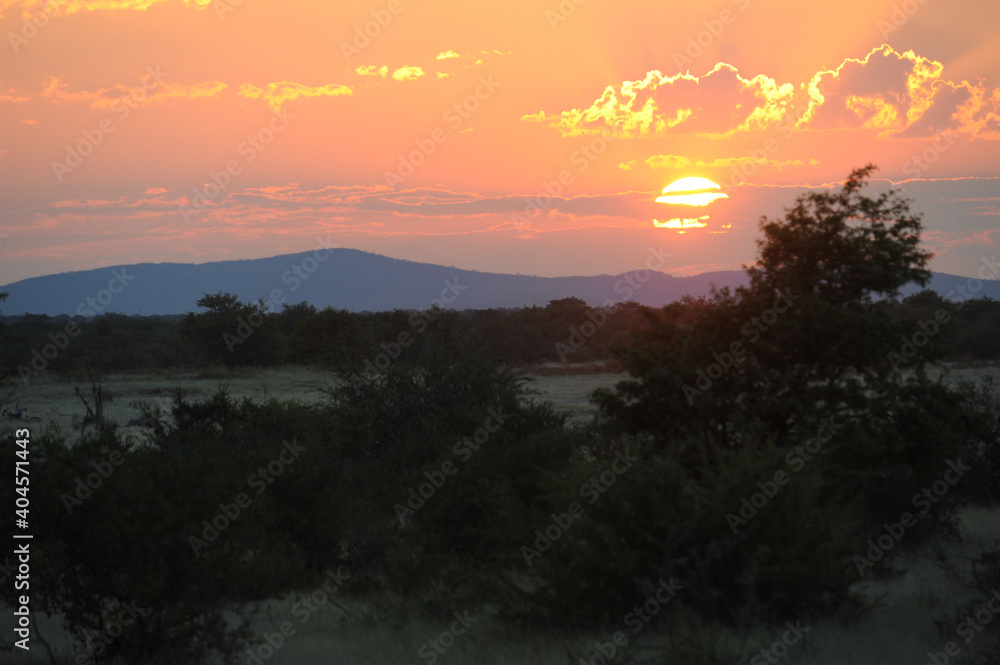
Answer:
[0, 249, 996, 317]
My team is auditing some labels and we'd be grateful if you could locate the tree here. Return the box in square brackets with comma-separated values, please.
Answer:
[277, 300, 317, 335]
[180, 292, 282, 366]
[596, 165, 982, 524]
[901, 289, 952, 311]
[286, 306, 367, 369]
[599, 166, 932, 442]
[520, 165, 997, 627]
[545, 297, 591, 324]
[0, 291, 7, 314]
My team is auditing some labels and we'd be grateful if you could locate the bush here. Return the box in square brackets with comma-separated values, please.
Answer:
[511, 432, 864, 627]
[322, 337, 578, 607]
[1, 392, 343, 664]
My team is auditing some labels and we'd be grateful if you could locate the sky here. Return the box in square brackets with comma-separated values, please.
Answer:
[1, 0, 998, 286]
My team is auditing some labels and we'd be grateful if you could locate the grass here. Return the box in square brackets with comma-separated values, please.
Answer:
[3, 363, 995, 438]
[4, 505, 998, 663]
[0, 365, 622, 437]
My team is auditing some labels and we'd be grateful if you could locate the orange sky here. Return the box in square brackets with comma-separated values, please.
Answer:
[1, 0, 999, 284]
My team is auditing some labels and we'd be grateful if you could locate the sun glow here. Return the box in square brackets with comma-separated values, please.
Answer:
[653, 216, 709, 233]
[654, 177, 728, 231]
[655, 177, 729, 206]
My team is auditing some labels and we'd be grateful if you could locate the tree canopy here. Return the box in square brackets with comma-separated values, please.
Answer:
[595, 165, 976, 501]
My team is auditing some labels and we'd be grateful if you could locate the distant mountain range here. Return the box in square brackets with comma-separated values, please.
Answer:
[1, 249, 997, 317]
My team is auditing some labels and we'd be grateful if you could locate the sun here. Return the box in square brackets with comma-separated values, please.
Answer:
[655, 177, 729, 206]
[653, 177, 729, 232]
[653, 216, 708, 229]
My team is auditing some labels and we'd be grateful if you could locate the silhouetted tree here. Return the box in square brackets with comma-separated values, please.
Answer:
[180, 292, 282, 366]
[596, 164, 985, 529]
[287, 306, 367, 369]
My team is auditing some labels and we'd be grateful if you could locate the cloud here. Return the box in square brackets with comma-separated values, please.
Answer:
[355, 65, 426, 82]
[527, 46, 1000, 140]
[40, 76, 228, 109]
[1, 0, 211, 18]
[236, 81, 353, 111]
[524, 63, 795, 138]
[391, 66, 425, 82]
[922, 228, 1000, 253]
[5, 76, 357, 113]
[356, 65, 388, 78]
[0, 88, 28, 103]
[801, 45, 1000, 139]
[645, 154, 817, 170]
[950, 83, 1000, 140]
[354, 50, 505, 88]
[36, 182, 660, 230]
[433, 49, 508, 64]
[23, 178, 995, 262]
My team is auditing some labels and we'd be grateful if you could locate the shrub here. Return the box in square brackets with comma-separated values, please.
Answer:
[511, 432, 864, 628]
[322, 338, 578, 607]
[1, 393, 340, 664]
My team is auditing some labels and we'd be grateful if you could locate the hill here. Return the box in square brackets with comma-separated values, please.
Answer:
[1, 248, 996, 316]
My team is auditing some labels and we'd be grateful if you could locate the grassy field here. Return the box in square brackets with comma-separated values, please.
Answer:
[0, 364, 628, 437]
[4, 361, 997, 438]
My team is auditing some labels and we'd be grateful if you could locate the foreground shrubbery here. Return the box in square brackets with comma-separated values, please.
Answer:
[0, 341, 583, 662]
[3, 396, 334, 663]
[5, 356, 995, 662]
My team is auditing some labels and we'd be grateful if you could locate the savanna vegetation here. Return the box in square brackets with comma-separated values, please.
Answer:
[2, 167, 999, 664]
[1, 274, 999, 383]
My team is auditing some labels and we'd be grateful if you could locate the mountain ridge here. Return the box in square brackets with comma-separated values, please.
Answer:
[1, 248, 996, 316]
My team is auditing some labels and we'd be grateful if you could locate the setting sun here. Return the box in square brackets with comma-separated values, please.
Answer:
[653, 216, 708, 232]
[655, 177, 728, 232]
[655, 177, 729, 206]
